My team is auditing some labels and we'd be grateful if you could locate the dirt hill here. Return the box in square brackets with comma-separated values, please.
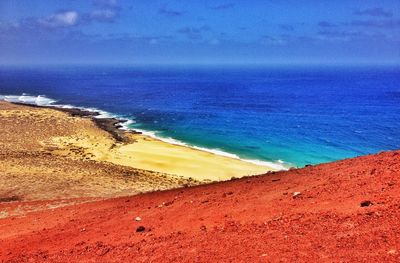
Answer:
[1, 150, 399, 262]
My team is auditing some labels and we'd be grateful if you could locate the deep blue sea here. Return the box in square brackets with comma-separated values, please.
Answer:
[1, 65, 399, 168]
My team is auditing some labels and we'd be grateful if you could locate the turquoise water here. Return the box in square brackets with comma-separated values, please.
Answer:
[1, 65, 399, 168]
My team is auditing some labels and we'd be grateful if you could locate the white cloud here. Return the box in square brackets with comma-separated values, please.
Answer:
[38, 11, 79, 28]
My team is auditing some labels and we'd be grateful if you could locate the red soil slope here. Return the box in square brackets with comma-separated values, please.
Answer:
[1, 151, 400, 262]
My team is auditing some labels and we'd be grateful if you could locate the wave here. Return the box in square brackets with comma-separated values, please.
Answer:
[1, 94, 57, 105]
[0, 93, 290, 170]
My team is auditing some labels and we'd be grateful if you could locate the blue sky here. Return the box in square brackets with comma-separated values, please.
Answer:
[0, 0, 399, 65]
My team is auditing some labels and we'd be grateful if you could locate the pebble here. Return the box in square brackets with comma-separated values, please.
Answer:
[360, 200, 373, 207]
[136, 226, 145, 232]
[292, 191, 301, 198]
[135, 216, 141, 221]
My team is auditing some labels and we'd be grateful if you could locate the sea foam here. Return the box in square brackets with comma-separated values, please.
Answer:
[1, 94, 57, 106]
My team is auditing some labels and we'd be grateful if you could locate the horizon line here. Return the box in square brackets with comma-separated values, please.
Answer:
[1, 61, 400, 67]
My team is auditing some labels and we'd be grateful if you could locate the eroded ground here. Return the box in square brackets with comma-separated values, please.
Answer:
[0, 101, 196, 202]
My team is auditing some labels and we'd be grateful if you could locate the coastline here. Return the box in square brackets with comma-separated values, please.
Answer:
[62, 106, 289, 171]
[2, 98, 279, 181]
[47, 105, 277, 181]
[12, 102, 136, 143]
[1, 94, 288, 170]
[0, 101, 199, 201]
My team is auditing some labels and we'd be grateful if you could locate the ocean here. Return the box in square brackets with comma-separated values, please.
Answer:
[1, 65, 399, 168]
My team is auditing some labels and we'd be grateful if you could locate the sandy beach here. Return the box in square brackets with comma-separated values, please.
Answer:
[51, 130, 273, 182]
[0, 101, 273, 200]
[29, 102, 275, 181]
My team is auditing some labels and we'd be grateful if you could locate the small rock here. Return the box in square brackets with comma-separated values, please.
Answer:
[222, 191, 234, 197]
[136, 226, 145, 232]
[360, 200, 373, 207]
[292, 191, 301, 198]
[135, 216, 141, 221]
[164, 200, 174, 206]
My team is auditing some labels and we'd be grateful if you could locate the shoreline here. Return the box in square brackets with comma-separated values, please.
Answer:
[0, 100, 199, 201]
[2, 99, 279, 181]
[3, 94, 289, 171]
[12, 102, 136, 143]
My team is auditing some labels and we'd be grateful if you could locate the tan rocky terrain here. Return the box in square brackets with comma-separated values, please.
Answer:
[0, 101, 196, 201]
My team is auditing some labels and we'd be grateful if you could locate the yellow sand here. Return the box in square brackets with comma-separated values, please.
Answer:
[107, 134, 273, 181]
[53, 133, 275, 182]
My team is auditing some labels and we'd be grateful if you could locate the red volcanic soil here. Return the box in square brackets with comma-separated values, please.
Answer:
[1, 151, 400, 262]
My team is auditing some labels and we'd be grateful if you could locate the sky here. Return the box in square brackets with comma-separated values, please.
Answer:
[0, 0, 399, 65]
